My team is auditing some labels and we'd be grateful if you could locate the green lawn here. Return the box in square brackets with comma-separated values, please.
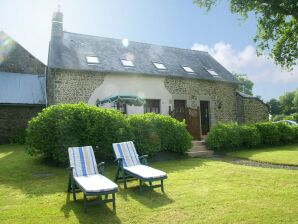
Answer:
[0, 145, 298, 224]
[228, 144, 298, 166]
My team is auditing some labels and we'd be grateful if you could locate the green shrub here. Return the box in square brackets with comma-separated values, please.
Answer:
[255, 122, 280, 145]
[276, 122, 296, 143]
[128, 113, 192, 155]
[26, 103, 133, 165]
[127, 114, 161, 155]
[239, 125, 261, 148]
[205, 123, 242, 150]
[293, 126, 298, 142]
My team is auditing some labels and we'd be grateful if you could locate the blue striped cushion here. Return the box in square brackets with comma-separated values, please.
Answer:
[112, 141, 140, 167]
[68, 146, 98, 177]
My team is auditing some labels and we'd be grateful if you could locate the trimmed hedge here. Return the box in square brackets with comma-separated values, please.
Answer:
[206, 121, 298, 151]
[128, 113, 192, 155]
[26, 104, 192, 165]
[26, 104, 133, 165]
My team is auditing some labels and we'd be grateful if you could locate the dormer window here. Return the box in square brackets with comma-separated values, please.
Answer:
[182, 66, 194, 73]
[121, 59, 134, 67]
[207, 69, 219, 77]
[153, 62, 166, 70]
[86, 56, 99, 64]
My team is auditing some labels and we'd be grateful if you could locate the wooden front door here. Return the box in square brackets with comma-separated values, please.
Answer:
[170, 103, 201, 140]
[200, 101, 210, 135]
[185, 108, 201, 140]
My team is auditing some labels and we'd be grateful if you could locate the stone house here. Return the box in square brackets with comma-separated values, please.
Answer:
[0, 31, 46, 143]
[47, 9, 268, 139]
[0, 9, 268, 142]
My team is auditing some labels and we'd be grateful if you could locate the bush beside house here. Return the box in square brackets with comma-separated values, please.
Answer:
[25, 104, 192, 165]
[206, 122, 298, 151]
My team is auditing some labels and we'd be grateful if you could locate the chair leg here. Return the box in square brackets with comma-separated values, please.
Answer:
[114, 166, 120, 182]
[67, 175, 71, 192]
[84, 194, 87, 212]
[112, 193, 116, 212]
[139, 180, 143, 193]
[122, 170, 127, 189]
[161, 180, 164, 193]
[72, 182, 77, 202]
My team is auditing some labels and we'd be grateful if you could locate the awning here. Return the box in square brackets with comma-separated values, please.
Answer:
[96, 95, 145, 106]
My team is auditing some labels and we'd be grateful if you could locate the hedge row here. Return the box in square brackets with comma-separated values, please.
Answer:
[25, 104, 192, 165]
[205, 122, 298, 151]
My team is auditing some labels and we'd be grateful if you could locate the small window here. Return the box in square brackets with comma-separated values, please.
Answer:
[121, 59, 134, 67]
[112, 102, 127, 114]
[153, 62, 166, 70]
[182, 66, 194, 73]
[86, 56, 99, 64]
[144, 99, 160, 114]
[207, 69, 219, 77]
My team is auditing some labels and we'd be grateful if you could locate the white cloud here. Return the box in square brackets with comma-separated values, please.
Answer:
[191, 42, 298, 84]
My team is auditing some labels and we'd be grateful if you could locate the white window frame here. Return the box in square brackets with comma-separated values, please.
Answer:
[120, 59, 134, 67]
[207, 69, 220, 77]
[182, 66, 194, 73]
[153, 62, 167, 70]
[86, 56, 99, 64]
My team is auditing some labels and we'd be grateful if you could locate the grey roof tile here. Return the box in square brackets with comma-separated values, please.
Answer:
[48, 32, 238, 84]
[0, 72, 46, 105]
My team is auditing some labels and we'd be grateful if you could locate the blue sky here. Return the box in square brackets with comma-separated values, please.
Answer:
[0, 0, 297, 101]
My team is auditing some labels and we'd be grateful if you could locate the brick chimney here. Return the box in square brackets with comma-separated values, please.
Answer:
[51, 5, 63, 39]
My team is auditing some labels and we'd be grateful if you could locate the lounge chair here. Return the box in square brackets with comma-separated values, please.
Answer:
[113, 141, 167, 192]
[68, 146, 118, 212]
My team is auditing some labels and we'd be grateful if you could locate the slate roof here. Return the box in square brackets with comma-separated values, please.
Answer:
[48, 32, 238, 84]
[0, 72, 46, 105]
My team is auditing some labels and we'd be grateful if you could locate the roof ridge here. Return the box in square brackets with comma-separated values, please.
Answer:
[63, 31, 210, 54]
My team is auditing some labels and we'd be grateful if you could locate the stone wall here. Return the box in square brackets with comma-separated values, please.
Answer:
[164, 77, 238, 126]
[236, 93, 269, 123]
[47, 69, 105, 104]
[0, 105, 43, 144]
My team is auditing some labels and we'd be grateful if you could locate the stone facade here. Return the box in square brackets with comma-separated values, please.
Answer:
[0, 105, 43, 144]
[236, 93, 269, 123]
[164, 77, 238, 126]
[47, 69, 105, 104]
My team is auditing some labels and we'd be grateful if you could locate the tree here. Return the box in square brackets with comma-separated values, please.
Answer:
[267, 98, 282, 115]
[233, 73, 254, 96]
[193, 0, 298, 70]
[279, 91, 295, 115]
[292, 89, 298, 111]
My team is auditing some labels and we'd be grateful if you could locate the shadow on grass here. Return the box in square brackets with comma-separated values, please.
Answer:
[119, 185, 174, 208]
[0, 144, 206, 197]
[61, 192, 121, 224]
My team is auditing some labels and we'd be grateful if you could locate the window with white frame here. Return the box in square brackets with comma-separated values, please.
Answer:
[86, 56, 99, 64]
[182, 66, 194, 73]
[153, 62, 167, 70]
[207, 69, 220, 77]
[120, 59, 134, 67]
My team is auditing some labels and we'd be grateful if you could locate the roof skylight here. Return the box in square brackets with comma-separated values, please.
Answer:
[153, 62, 167, 70]
[207, 69, 220, 77]
[121, 59, 134, 67]
[86, 56, 99, 64]
[182, 66, 194, 73]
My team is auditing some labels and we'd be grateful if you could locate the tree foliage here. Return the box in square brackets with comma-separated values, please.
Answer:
[193, 0, 298, 70]
[233, 73, 254, 96]
[267, 88, 298, 115]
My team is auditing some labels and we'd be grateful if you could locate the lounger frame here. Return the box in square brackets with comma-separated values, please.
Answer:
[68, 162, 117, 212]
[114, 154, 167, 192]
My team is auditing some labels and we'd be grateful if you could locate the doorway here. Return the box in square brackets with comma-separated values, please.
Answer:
[200, 101, 210, 135]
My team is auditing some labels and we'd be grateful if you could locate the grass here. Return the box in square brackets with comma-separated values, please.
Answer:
[0, 144, 298, 224]
[228, 144, 298, 166]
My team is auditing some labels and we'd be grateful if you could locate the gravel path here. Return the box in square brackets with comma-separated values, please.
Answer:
[212, 155, 298, 170]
